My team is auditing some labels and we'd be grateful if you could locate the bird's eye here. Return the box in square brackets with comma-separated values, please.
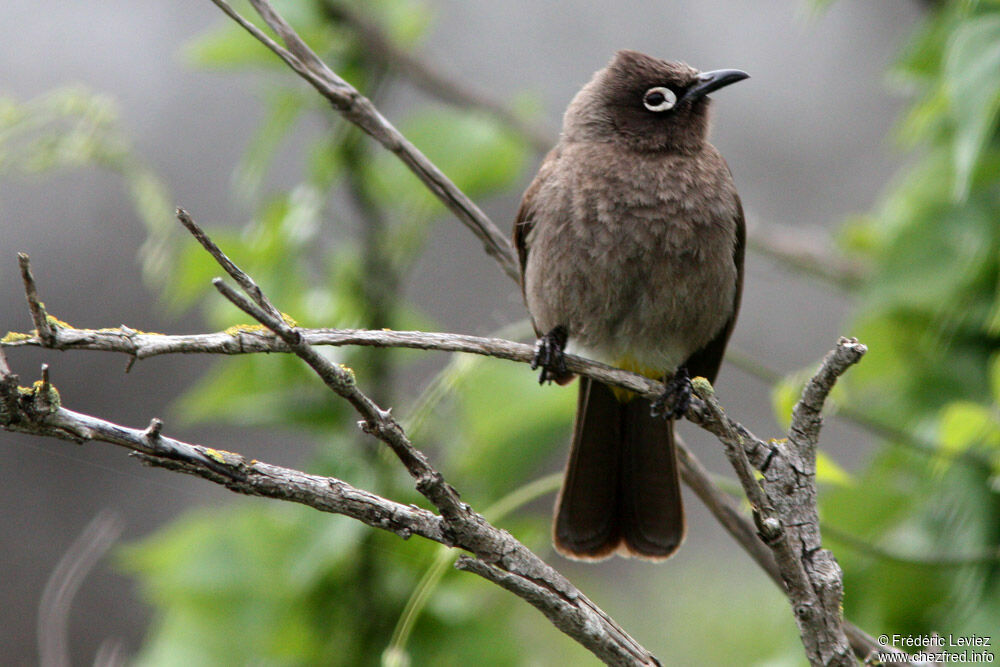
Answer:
[643, 86, 677, 112]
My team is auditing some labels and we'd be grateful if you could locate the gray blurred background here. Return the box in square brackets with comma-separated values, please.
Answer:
[1, 0, 923, 662]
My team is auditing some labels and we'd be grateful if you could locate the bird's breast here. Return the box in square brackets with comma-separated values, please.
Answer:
[523, 143, 739, 371]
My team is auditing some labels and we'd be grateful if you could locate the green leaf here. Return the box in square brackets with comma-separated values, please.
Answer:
[817, 450, 854, 487]
[943, 14, 1000, 198]
[938, 400, 1000, 454]
[449, 361, 573, 502]
[183, 23, 279, 68]
[233, 89, 308, 203]
[770, 367, 812, 430]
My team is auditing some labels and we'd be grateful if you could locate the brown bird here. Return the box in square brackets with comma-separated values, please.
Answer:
[514, 50, 747, 560]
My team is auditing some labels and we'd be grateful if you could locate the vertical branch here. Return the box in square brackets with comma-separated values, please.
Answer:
[688, 337, 866, 667]
[18, 253, 56, 346]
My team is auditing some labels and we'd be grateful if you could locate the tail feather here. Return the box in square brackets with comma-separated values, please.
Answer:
[620, 394, 685, 557]
[554, 378, 685, 560]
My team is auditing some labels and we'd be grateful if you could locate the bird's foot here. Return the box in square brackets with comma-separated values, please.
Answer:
[651, 366, 692, 419]
[531, 326, 569, 384]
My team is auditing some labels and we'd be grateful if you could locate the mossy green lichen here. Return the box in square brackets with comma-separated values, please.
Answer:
[202, 447, 239, 463]
[18, 380, 61, 412]
[1, 331, 32, 344]
[224, 323, 269, 336]
[224, 313, 297, 336]
[690, 376, 714, 396]
[44, 314, 72, 329]
[338, 364, 356, 386]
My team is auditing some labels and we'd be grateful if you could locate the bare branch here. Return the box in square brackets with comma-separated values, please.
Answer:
[0, 386, 450, 544]
[2, 322, 661, 398]
[176, 208, 284, 321]
[686, 338, 868, 667]
[0, 357, 657, 665]
[207, 0, 519, 281]
[4, 254, 905, 663]
[724, 345, 993, 471]
[674, 437, 912, 664]
[17, 252, 55, 346]
[6, 246, 901, 663]
[789, 337, 867, 457]
[689, 378, 769, 517]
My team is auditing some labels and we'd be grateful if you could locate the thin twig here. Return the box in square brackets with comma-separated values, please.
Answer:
[1, 409, 451, 545]
[724, 345, 993, 471]
[176, 208, 283, 321]
[823, 523, 1000, 567]
[1, 323, 660, 398]
[207, 0, 519, 281]
[746, 219, 867, 288]
[5, 313, 991, 474]
[18, 252, 55, 346]
[689, 378, 768, 515]
[37, 510, 124, 667]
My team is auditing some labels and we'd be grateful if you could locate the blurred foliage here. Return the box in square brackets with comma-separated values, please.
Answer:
[820, 0, 1000, 651]
[0, 86, 175, 284]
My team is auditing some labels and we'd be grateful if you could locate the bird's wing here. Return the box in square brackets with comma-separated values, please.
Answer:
[682, 196, 746, 384]
[513, 147, 561, 292]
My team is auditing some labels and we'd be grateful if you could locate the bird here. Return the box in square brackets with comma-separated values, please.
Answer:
[513, 50, 747, 560]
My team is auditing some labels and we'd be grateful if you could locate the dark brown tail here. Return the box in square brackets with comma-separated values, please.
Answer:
[553, 377, 685, 560]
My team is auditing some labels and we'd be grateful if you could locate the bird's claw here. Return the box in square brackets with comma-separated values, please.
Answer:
[651, 366, 692, 419]
[532, 326, 568, 384]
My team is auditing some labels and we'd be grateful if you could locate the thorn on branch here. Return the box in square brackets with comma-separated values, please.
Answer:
[757, 515, 784, 544]
[33, 364, 61, 415]
[144, 417, 164, 441]
[18, 252, 55, 347]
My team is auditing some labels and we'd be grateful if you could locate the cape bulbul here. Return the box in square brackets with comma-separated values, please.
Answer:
[514, 50, 747, 560]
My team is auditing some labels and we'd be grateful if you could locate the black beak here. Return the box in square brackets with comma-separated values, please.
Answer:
[682, 69, 749, 103]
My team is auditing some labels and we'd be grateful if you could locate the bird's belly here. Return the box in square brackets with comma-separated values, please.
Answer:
[525, 217, 737, 374]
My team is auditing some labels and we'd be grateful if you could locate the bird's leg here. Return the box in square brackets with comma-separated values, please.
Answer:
[531, 325, 569, 384]
[651, 366, 692, 419]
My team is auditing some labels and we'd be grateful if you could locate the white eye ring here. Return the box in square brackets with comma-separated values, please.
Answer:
[643, 86, 677, 112]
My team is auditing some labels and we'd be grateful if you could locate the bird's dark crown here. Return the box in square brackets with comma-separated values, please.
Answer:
[605, 50, 701, 98]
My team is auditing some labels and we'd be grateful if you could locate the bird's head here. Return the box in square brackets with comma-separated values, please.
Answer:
[563, 50, 748, 153]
